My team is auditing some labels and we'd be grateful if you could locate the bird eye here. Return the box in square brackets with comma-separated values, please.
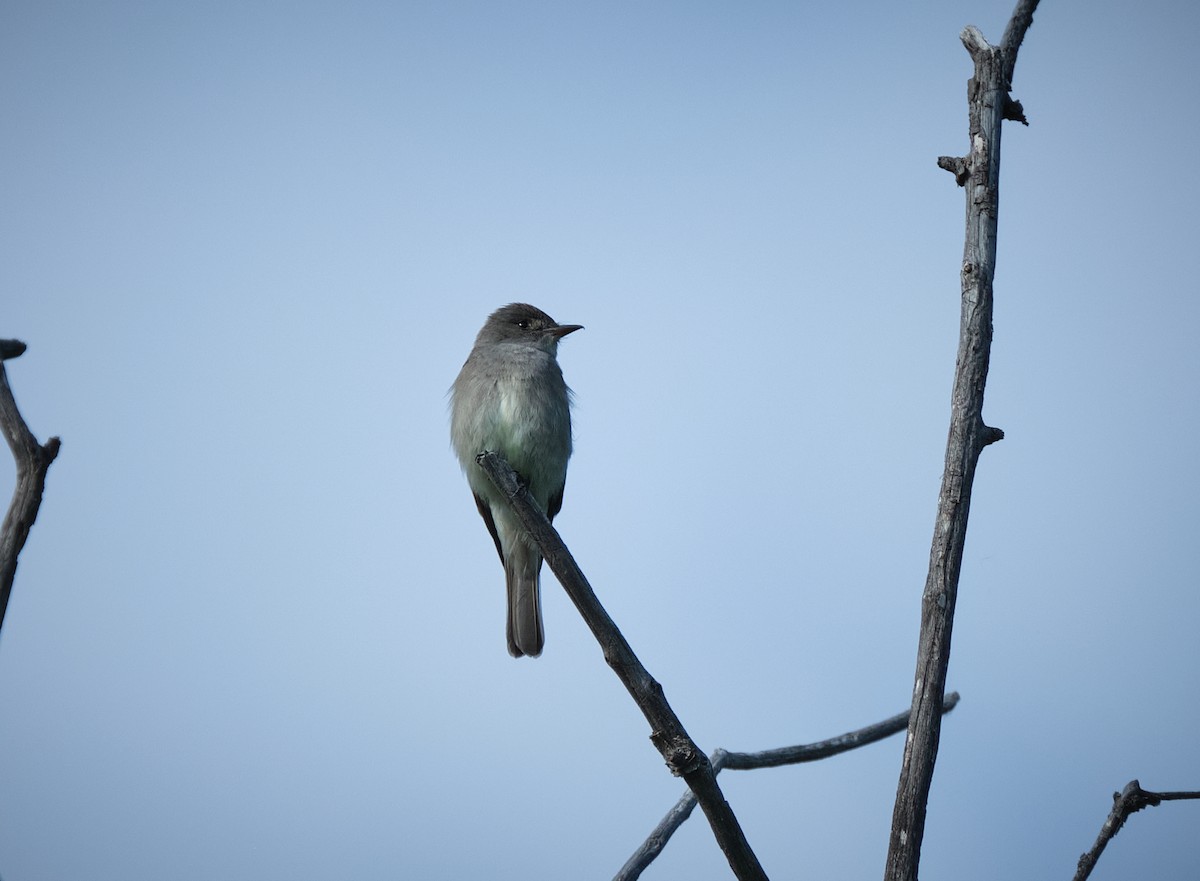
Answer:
[516, 319, 532, 329]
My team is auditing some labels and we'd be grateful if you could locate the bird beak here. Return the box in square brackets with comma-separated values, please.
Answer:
[548, 324, 583, 339]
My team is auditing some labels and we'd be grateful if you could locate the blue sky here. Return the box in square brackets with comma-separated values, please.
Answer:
[1, 1, 1198, 879]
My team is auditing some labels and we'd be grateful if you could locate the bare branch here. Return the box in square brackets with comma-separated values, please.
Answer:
[0, 342, 61, 635]
[476, 451, 769, 881]
[999, 0, 1041, 88]
[616, 694, 961, 881]
[885, 4, 1040, 877]
[1074, 780, 1200, 881]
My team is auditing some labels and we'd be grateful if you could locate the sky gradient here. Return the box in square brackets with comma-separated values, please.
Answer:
[2, 1, 1198, 879]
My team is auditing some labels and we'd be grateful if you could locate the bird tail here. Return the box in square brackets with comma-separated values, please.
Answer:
[505, 541, 544, 658]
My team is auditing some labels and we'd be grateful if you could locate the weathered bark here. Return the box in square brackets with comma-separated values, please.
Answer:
[884, 3, 1040, 878]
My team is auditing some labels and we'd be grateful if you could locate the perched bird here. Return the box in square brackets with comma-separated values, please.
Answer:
[450, 303, 582, 657]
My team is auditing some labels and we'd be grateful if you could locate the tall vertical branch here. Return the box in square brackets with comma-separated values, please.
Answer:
[0, 341, 61, 635]
[884, 3, 1039, 879]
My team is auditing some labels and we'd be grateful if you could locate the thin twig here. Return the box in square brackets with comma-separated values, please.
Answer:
[1073, 780, 1200, 881]
[615, 693, 960, 881]
[477, 451, 769, 881]
[0, 342, 61, 635]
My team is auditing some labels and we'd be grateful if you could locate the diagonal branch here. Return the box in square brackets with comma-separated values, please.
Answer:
[616, 693, 960, 881]
[0, 341, 61, 635]
[1073, 780, 1200, 881]
[477, 451, 769, 881]
[884, 3, 1040, 878]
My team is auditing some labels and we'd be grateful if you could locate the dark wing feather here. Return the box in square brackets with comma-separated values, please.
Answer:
[546, 482, 565, 523]
[473, 493, 505, 563]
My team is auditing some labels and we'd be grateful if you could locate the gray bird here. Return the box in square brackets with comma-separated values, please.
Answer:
[450, 303, 582, 657]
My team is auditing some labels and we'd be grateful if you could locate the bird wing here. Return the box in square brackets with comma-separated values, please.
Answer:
[473, 493, 506, 563]
[547, 482, 565, 523]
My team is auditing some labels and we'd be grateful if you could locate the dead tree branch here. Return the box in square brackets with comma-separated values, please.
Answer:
[884, 3, 1040, 879]
[616, 693, 961, 881]
[0, 341, 61, 635]
[1073, 780, 1200, 881]
[476, 451, 768, 881]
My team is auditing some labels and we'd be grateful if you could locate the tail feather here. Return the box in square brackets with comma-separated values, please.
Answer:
[505, 542, 544, 658]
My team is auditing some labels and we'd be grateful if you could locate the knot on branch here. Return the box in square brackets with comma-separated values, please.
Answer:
[980, 425, 1005, 447]
[475, 450, 527, 501]
[42, 436, 63, 464]
[650, 731, 706, 777]
[1003, 95, 1029, 126]
[0, 340, 27, 361]
[937, 155, 971, 186]
[1112, 780, 1161, 815]
[960, 25, 991, 59]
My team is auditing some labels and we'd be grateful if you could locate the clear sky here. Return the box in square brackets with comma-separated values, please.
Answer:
[2, 1, 1198, 879]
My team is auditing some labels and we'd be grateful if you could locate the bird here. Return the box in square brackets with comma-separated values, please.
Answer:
[450, 303, 582, 657]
